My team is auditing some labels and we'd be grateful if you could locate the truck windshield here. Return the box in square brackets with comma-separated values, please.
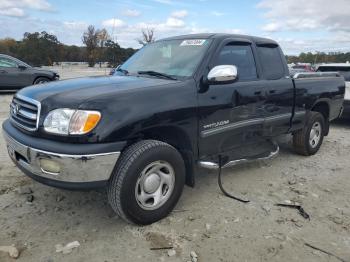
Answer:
[117, 39, 212, 79]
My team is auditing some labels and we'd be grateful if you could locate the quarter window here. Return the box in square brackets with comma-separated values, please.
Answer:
[215, 43, 257, 81]
[257, 45, 285, 80]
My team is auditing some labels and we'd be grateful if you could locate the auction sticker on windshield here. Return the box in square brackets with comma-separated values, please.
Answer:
[180, 39, 206, 46]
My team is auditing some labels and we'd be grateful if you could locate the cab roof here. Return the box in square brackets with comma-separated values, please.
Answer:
[160, 33, 278, 46]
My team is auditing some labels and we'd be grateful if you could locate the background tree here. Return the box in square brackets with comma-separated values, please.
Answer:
[0, 32, 136, 66]
[0, 38, 18, 56]
[3, 30, 350, 68]
[63, 45, 85, 62]
[104, 39, 121, 66]
[103, 39, 136, 67]
[137, 28, 155, 46]
[12, 31, 63, 66]
[96, 28, 110, 67]
[82, 25, 99, 67]
[286, 51, 350, 64]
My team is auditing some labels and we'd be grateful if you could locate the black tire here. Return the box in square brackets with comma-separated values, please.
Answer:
[33, 77, 50, 85]
[293, 112, 325, 156]
[107, 140, 186, 225]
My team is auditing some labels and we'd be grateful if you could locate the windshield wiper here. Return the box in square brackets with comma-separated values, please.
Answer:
[116, 68, 129, 75]
[137, 70, 177, 80]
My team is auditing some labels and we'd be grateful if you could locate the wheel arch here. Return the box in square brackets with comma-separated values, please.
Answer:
[135, 125, 196, 187]
[32, 75, 51, 84]
[311, 100, 330, 136]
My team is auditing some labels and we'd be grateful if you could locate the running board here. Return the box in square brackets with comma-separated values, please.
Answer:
[198, 142, 279, 170]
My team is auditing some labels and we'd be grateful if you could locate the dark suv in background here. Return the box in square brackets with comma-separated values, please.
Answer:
[0, 54, 59, 92]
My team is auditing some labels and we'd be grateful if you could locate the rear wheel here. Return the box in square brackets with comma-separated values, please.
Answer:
[293, 112, 325, 156]
[107, 140, 185, 225]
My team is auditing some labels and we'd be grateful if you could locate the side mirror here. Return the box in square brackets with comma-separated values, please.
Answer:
[18, 65, 27, 70]
[207, 65, 238, 84]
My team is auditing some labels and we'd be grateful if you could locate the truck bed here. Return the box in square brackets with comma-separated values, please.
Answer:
[292, 72, 345, 122]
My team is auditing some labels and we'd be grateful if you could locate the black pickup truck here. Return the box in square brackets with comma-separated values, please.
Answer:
[2, 34, 345, 224]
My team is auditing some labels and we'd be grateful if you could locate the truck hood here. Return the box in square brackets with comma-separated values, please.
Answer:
[18, 75, 176, 108]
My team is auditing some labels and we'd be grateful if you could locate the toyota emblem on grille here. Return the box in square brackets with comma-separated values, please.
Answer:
[13, 104, 20, 115]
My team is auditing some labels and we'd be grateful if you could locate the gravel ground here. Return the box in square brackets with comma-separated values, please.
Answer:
[42, 65, 110, 79]
[0, 70, 349, 261]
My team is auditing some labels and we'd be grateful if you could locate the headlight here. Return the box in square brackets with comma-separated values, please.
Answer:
[43, 109, 101, 135]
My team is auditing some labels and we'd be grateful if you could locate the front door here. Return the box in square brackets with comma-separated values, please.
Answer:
[0, 57, 24, 90]
[198, 41, 266, 159]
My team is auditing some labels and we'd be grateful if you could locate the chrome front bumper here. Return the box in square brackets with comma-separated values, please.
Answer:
[3, 131, 120, 184]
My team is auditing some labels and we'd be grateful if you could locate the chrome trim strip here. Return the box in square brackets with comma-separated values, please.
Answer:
[32, 147, 120, 159]
[223, 142, 279, 168]
[199, 142, 279, 170]
[293, 72, 340, 79]
[3, 130, 120, 183]
[198, 161, 219, 170]
[201, 113, 294, 138]
[9, 117, 36, 132]
[201, 118, 264, 138]
[294, 111, 306, 118]
[265, 113, 292, 123]
[18, 108, 37, 120]
[201, 112, 303, 138]
[295, 111, 306, 115]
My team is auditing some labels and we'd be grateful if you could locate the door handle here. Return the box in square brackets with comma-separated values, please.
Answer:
[254, 91, 262, 95]
[269, 90, 276, 94]
[0, 70, 7, 74]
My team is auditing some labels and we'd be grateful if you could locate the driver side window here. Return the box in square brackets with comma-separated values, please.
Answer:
[0, 57, 17, 68]
[215, 43, 257, 81]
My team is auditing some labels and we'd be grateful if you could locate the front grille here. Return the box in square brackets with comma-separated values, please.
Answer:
[10, 95, 41, 131]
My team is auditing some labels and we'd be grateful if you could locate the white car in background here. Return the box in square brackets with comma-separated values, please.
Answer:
[317, 63, 350, 117]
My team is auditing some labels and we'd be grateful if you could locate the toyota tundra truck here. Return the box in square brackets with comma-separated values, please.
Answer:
[2, 34, 345, 225]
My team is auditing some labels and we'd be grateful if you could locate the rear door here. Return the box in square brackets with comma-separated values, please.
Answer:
[198, 40, 266, 157]
[255, 44, 295, 136]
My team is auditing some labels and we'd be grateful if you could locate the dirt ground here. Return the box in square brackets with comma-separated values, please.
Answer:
[0, 71, 349, 261]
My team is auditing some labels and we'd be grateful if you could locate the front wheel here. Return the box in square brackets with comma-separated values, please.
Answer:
[293, 112, 325, 156]
[33, 77, 50, 85]
[107, 140, 185, 225]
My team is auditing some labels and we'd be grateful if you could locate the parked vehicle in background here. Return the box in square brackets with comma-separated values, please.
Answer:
[317, 63, 350, 117]
[2, 34, 345, 225]
[291, 63, 314, 72]
[109, 68, 116, 75]
[109, 67, 119, 75]
[0, 54, 59, 92]
[289, 68, 308, 77]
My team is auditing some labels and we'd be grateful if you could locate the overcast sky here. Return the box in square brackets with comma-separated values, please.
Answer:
[1, 0, 350, 54]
